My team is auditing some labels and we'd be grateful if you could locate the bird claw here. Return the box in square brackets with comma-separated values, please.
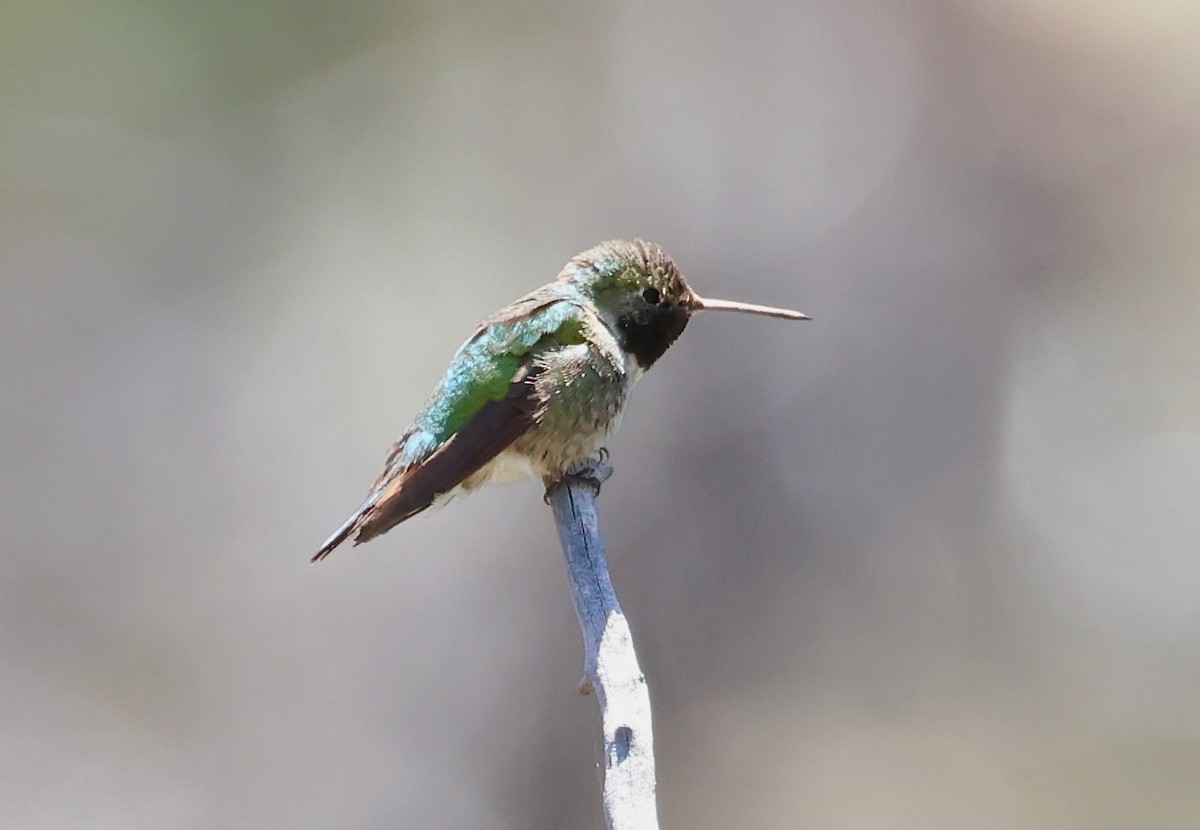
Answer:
[543, 452, 613, 502]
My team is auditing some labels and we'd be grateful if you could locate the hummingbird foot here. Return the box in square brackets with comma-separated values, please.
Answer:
[543, 452, 613, 502]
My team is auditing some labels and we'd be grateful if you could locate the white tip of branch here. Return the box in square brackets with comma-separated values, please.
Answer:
[547, 456, 659, 830]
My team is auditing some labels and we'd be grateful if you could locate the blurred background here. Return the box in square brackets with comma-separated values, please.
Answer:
[3, 1, 1199, 827]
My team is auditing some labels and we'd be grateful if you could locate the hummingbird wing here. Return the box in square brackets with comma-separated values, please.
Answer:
[312, 293, 589, 561]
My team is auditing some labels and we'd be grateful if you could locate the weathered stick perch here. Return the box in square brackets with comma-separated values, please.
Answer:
[546, 457, 659, 830]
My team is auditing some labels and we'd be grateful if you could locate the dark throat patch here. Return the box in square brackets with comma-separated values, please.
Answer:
[616, 305, 690, 369]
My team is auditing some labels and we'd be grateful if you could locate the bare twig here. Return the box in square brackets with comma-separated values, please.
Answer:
[546, 458, 659, 830]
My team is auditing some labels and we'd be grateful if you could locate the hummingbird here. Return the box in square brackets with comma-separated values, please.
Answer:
[312, 239, 807, 562]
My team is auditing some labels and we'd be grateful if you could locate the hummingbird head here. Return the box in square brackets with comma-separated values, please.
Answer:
[563, 239, 809, 370]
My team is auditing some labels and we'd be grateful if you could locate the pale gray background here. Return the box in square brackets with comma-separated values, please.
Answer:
[3, 2, 1199, 828]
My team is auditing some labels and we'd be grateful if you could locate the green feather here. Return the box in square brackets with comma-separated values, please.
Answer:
[419, 298, 585, 442]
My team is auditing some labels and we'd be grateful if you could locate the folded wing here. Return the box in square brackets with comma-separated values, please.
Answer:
[312, 295, 587, 561]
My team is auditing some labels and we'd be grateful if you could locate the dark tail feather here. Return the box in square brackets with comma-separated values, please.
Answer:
[311, 485, 435, 563]
[311, 501, 372, 563]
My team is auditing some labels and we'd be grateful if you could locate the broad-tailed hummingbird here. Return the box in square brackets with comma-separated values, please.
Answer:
[313, 239, 807, 561]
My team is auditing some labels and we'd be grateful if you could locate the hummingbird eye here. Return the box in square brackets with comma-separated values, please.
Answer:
[641, 287, 661, 305]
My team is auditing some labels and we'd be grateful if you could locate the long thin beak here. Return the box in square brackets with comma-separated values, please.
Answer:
[692, 294, 810, 321]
